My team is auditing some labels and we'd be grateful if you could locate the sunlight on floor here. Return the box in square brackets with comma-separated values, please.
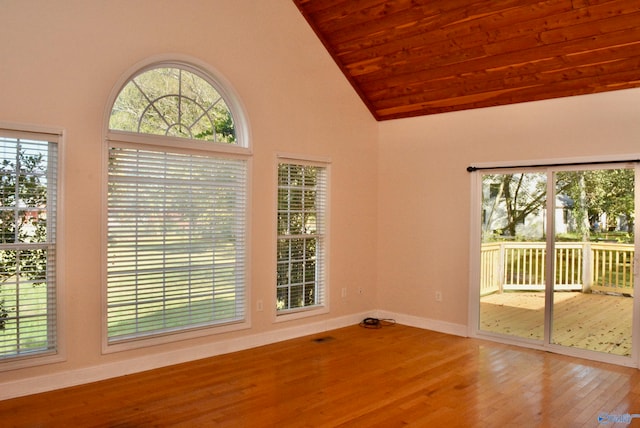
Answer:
[480, 292, 633, 356]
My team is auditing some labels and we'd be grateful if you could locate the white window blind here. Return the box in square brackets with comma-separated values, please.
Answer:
[277, 162, 326, 313]
[0, 134, 58, 360]
[107, 146, 246, 342]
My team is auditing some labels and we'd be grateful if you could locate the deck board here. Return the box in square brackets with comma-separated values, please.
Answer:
[481, 291, 633, 356]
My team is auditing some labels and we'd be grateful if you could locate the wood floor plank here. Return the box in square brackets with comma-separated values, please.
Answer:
[2, 324, 640, 426]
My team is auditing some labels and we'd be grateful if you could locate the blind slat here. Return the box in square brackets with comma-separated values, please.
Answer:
[107, 146, 246, 343]
[276, 162, 327, 313]
[0, 135, 58, 360]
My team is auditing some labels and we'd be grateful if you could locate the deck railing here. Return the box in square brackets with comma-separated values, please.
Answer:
[480, 241, 634, 296]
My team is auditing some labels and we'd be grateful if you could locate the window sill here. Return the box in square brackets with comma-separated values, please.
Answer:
[274, 305, 329, 323]
[102, 319, 251, 354]
[0, 351, 66, 373]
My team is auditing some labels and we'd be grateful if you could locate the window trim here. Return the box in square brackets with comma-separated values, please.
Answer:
[103, 54, 251, 152]
[273, 153, 330, 323]
[106, 131, 250, 157]
[468, 154, 640, 368]
[0, 122, 66, 371]
[101, 57, 251, 354]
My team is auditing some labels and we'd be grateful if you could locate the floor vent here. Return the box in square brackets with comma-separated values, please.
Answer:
[312, 336, 335, 343]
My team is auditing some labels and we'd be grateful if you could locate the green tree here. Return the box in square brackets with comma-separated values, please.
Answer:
[276, 163, 321, 310]
[0, 149, 48, 329]
[557, 168, 634, 238]
[110, 67, 236, 143]
[485, 169, 634, 243]
[482, 173, 547, 238]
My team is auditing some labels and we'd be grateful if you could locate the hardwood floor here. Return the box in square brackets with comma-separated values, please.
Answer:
[3, 324, 640, 427]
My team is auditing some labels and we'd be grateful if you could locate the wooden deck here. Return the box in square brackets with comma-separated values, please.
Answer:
[481, 292, 633, 356]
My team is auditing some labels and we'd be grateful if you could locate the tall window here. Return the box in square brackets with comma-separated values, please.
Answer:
[0, 130, 58, 361]
[106, 63, 248, 345]
[277, 162, 327, 313]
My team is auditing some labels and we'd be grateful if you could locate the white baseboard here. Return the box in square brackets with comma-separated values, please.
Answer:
[1, 310, 466, 400]
[374, 310, 468, 337]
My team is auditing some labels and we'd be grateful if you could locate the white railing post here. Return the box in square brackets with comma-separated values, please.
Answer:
[582, 241, 592, 293]
[498, 242, 505, 293]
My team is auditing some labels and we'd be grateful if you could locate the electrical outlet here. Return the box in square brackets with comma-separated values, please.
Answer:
[358, 287, 363, 295]
[435, 291, 442, 302]
[257, 299, 264, 311]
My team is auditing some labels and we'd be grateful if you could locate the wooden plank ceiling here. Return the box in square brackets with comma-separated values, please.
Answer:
[293, 0, 640, 120]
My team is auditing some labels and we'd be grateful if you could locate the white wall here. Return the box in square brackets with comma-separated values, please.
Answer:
[377, 88, 640, 332]
[0, 0, 378, 398]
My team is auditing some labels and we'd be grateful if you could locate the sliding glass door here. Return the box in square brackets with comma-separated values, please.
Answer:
[475, 164, 637, 364]
[551, 169, 634, 356]
[479, 171, 547, 343]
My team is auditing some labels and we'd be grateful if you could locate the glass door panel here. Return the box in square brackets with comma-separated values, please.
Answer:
[479, 172, 547, 341]
[552, 169, 634, 356]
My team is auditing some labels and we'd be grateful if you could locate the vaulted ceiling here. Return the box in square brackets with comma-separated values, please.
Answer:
[293, 0, 640, 120]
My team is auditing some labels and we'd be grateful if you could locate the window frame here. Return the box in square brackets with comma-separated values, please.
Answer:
[0, 122, 65, 371]
[468, 156, 640, 368]
[274, 154, 330, 322]
[102, 58, 251, 353]
[107, 58, 250, 150]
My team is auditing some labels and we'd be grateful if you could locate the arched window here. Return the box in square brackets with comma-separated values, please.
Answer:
[109, 66, 239, 144]
[104, 61, 249, 350]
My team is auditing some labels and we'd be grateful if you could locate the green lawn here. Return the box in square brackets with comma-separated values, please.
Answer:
[0, 280, 51, 357]
[106, 243, 244, 341]
[1, 251, 244, 356]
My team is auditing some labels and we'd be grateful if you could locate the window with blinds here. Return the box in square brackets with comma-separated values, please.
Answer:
[106, 62, 248, 345]
[277, 162, 327, 313]
[107, 147, 246, 341]
[0, 132, 58, 360]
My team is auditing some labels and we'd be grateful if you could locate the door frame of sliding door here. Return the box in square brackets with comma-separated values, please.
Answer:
[468, 157, 640, 368]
